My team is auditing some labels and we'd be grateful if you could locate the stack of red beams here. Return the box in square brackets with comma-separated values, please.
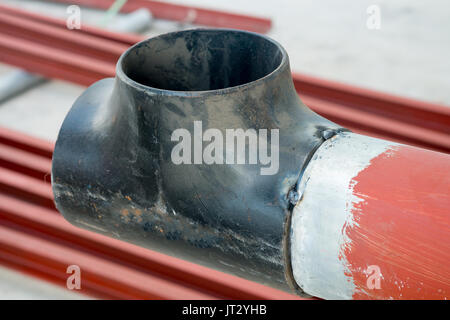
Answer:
[0, 3, 449, 299]
[0, 4, 448, 153]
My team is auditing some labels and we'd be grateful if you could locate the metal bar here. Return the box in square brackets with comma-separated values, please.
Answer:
[0, 11, 128, 63]
[106, 8, 153, 33]
[46, 0, 272, 33]
[293, 73, 450, 133]
[0, 127, 54, 158]
[0, 143, 51, 181]
[0, 33, 115, 86]
[0, 70, 46, 104]
[293, 73, 450, 153]
[0, 5, 150, 105]
[0, 223, 220, 300]
[301, 95, 450, 153]
[0, 3, 142, 45]
[0, 167, 54, 210]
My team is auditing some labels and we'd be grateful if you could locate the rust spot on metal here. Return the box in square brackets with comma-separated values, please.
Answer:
[120, 208, 129, 217]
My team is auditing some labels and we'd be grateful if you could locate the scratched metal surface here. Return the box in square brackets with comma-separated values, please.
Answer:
[51, 29, 341, 293]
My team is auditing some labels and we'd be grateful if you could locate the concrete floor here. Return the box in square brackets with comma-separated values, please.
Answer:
[0, 0, 448, 298]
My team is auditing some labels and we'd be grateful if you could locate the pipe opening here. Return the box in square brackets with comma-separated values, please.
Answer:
[121, 29, 284, 92]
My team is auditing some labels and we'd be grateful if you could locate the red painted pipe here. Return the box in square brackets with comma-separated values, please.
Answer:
[345, 143, 449, 299]
[290, 132, 450, 299]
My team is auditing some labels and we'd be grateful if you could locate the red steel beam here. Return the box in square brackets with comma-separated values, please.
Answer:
[0, 32, 115, 86]
[0, 127, 54, 158]
[0, 3, 142, 45]
[0, 223, 219, 300]
[293, 73, 450, 130]
[301, 95, 450, 153]
[294, 73, 450, 153]
[47, 0, 272, 33]
[0, 11, 128, 63]
[0, 143, 51, 181]
[0, 167, 54, 210]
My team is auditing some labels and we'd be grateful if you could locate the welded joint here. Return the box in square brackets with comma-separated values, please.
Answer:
[287, 128, 339, 206]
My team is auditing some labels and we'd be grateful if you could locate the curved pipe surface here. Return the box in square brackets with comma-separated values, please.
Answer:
[52, 29, 450, 299]
[291, 132, 450, 299]
[52, 29, 340, 293]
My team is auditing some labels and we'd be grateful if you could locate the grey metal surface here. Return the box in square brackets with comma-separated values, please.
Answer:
[0, 70, 46, 104]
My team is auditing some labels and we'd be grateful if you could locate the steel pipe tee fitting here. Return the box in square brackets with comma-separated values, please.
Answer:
[52, 29, 450, 299]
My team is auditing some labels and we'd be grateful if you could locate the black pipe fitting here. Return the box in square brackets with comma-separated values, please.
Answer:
[52, 29, 342, 294]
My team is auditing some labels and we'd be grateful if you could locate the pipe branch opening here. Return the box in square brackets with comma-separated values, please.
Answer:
[120, 29, 285, 92]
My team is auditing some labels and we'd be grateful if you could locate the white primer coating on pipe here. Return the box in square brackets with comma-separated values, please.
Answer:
[290, 132, 398, 299]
